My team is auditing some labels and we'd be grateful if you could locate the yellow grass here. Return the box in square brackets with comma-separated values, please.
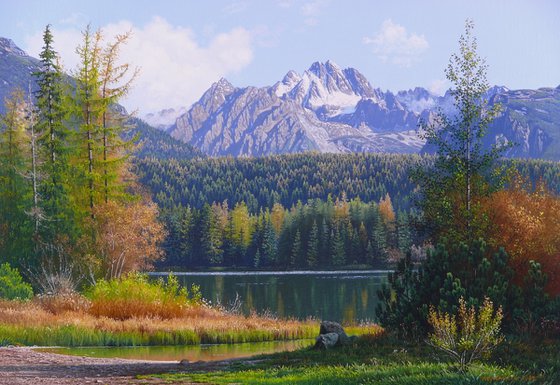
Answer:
[0, 299, 383, 347]
[0, 299, 307, 346]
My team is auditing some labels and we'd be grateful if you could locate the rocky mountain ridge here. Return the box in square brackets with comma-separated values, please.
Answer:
[170, 61, 427, 156]
[168, 61, 560, 160]
[1, 37, 559, 160]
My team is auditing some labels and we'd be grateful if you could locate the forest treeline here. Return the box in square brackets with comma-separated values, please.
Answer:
[135, 153, 560, 269]
[161, 194, 418, 269]
[135, 153, 560, 214]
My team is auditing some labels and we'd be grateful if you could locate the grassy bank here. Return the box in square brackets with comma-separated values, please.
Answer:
[0, 300, 381, 347]
[149, 335, 559, 384]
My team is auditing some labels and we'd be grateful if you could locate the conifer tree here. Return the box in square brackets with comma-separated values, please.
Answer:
[73, 25, 103, 218]
[373, 212, 387, 259]
[253, 249, 261, 268]
[290, 229, 301, 267]
[200, 204, 223, 265]
[261, 218, 277, 266]
[98, 31, 138, 203]
[396, 211, 412, 254]
[331, 226, 345, 266]
[33, 25, 75, 256]
[319, 218, 330, 265]
[307, 220, 319, 267]
[0, 89, 32, 266]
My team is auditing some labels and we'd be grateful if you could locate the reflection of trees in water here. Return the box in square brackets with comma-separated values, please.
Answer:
[277, 290, 285, 318]
[176, 273, 386, 322]
[343, 290, 357, 324]
[244, 283, 254, 312]
[214, 275, 224, 303]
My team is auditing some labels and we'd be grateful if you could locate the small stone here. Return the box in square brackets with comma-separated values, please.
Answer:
[180, 359, 189, 366]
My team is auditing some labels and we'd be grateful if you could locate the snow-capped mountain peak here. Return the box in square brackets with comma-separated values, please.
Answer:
[166, 61, 560, 160]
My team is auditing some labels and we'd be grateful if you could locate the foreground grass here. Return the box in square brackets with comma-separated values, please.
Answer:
[150, 336, 559, 385]
[0, 300, 381, 347]
[167, 363, 524, 385]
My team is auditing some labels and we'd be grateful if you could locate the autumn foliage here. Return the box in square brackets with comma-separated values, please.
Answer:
[483, 180, 560, 296]
[92, 197, 166, 279]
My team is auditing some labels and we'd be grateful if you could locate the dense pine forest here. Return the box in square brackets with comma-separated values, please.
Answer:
[134, 153, 560, 269]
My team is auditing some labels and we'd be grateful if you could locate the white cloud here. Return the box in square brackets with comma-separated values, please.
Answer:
[24, 17, 254, 114]
[276, 0, 294, 8]
[428, 79, 449, 96]
[222, 1, 248, 14]
[363, 19, 429, 68]
[59, 13, 88, 27]
[301, 0, 327, 26]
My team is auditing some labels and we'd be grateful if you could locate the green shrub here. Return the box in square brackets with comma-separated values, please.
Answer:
[86, 273, 201, 320]
[377, 239, 556, 337]
[428, 297, 504, 372]
[0, 263, 33, 300]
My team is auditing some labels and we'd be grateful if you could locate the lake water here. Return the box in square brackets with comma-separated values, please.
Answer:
[150, 270, 389, 323]
[38, 339, 314, 362]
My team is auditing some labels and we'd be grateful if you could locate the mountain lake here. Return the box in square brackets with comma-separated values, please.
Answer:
[39, 271, 388, 362]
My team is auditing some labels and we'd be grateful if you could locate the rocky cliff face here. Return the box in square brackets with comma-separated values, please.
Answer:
[171, 61, 427, 156]
[169, 60, 560, 159]
[1, 37, 558, 160]
[0, 38, 41, 112]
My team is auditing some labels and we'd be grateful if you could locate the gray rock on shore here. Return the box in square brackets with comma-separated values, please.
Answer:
[314, 321, 354, 350]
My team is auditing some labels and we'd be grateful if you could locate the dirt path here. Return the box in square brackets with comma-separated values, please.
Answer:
[0, 347, 222, 384]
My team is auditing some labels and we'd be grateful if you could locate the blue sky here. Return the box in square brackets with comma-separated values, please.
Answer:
[1, 0, 558, 114]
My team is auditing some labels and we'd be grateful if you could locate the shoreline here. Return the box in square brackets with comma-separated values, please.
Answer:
[0, 346, 185, 384]
[148, 269, 392, 276]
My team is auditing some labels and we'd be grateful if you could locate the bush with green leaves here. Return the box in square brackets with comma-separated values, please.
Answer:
[377, 239, 514, 337]
[428, 297, 504, 372]
[377, 239, 557, 337]
[0, 262, 33, 300]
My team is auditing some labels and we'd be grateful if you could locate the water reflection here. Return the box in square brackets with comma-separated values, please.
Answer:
[153, 271, 388, 323]
[38, 339, 314, 362]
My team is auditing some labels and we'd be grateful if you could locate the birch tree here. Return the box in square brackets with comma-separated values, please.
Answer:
[417, 19, 507, 244]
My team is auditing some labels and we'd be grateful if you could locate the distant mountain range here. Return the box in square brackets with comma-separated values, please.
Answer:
[165, 60, 560, 159]
[1, 37, 559, 160]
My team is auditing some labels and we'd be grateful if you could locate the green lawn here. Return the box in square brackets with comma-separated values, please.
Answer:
[148, 335, 559, 385]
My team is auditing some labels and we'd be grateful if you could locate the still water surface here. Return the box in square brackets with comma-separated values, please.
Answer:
[38, 339, 314, 362]
[42, 271, 388, 362]
[151, 270, 389, 323]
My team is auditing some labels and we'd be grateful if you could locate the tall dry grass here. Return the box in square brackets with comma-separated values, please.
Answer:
[0, 274, 383, 347]
[86, 274, 198, 320]
[0, 298, 326, 346]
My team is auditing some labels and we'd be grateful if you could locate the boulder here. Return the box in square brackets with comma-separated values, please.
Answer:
[313, 332, 339, 350]
[319, 321, 350, 345]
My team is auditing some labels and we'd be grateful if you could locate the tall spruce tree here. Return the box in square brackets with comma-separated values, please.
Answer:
[307, 220, 319, 267]
[261, 217, 277, 266]
[396, 211, 412, 254]
[34, 25, 75, 258]
[290, 229, 301, 268]
[331, 226, 345, 266]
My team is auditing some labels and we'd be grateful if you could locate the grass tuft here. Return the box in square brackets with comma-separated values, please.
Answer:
[86, 273, 200, 320]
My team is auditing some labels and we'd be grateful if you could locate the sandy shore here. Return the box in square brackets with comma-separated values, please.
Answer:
[0, 347, 218, 384]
